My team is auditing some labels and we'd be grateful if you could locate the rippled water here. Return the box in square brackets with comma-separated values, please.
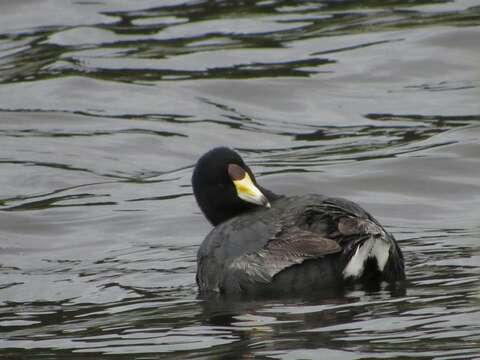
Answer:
[1, 0, 479, 358]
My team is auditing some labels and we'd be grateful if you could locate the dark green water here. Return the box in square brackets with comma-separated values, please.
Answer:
[0, 0, 479, 358]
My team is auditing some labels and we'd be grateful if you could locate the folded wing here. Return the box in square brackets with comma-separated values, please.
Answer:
[227, 228, 341, 286]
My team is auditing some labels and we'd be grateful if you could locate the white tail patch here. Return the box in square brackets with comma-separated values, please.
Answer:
[343, 237, 391, 279]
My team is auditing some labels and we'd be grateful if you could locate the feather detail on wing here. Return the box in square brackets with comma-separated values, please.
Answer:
[227, 228, 341, 283]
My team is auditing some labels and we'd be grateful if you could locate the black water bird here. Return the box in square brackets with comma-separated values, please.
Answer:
[192, 147, 405, 296]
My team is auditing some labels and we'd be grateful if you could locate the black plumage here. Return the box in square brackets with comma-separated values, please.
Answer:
[192, 147, 405, 296]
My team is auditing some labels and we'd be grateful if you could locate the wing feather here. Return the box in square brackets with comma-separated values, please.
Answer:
[226, 228, 341, 284]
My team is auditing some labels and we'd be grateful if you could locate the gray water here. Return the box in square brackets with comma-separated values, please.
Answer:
[1, 0, 480, 359]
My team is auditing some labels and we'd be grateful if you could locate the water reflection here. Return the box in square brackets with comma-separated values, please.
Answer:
[2, 0, 479, 84]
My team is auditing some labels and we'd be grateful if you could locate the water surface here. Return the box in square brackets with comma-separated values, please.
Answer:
[0, 0, 479, 358]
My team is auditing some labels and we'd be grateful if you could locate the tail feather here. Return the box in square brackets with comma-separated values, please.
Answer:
[342, 237, 391, 279]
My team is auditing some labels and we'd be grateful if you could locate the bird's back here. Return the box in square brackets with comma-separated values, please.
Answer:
[197, 194, 404, 295]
